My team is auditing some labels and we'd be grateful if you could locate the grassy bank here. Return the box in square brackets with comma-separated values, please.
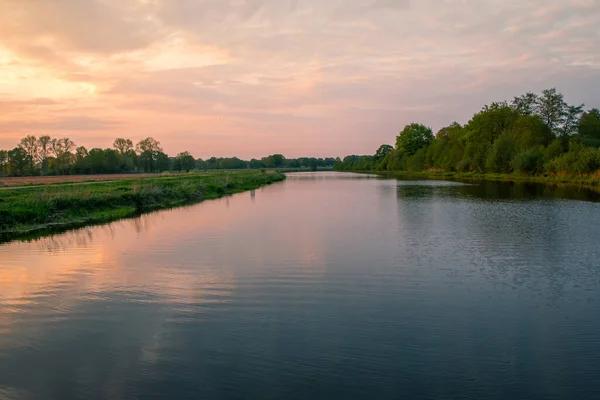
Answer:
[0, 171, 285, 242]
[364, 169, 600, 191]
[275, 167, 334, 173]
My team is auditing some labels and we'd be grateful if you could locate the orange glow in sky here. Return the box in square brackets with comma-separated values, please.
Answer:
[1, 0, 599, 158]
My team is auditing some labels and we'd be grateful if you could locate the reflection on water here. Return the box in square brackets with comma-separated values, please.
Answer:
[393, 175, 600, 202]
[1, 172, 600, 399]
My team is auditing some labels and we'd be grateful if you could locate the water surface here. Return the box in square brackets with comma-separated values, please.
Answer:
[1, 172, 600, 399]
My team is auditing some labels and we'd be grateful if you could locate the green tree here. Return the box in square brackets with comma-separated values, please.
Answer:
[175, 151, 196, 172]
[334, 89, 597, 176]
[272, 154, 285, 167]
[560, 104, 584, 138]
[547, 144, 600, 175]
[262, 154, 285, 168]
[19, 135, 40, 173]
[578, 109, 600, 147]
[543, 140, 565, 165]
[123, 150, 138, 172]
[333, 157, 342, 170]
[407, 148, 426, 171]
[38, 135, 52, 174]
[375, 144, 394, 159]
[173, 156, 182, 171]
[467, 102, 518, 143]
[430, 122, 464, 171]
[505, 114, 552, 151]
[228, 157, 248, 169]
[196, 158, 207, 170]
[103, 149, 121, 173]
[113, 138, 134, 154]
[374, 145, 394, 170]
[87, 148, 105, 173]
[485, 135, 516, 173]
[537, 88, 567, 136]
[50, 138, 76, 174]
[155, 152, 171, 172]
[76, 146, 89, 160]
[113, 138, 135, 172]
[511, 92, 538, 115]
[0, 149, 8, 176]
[38, 135, 52, 157]
[456, 102, 518, 172]
[205, 157, 219, 169]
[74, 146, 89, 173]
[249, 158, 263, 169]
[136, 137, 163, 172]
[396, 123, 434, 155]
[8, 147, 30, 176]
[378, 151, 395, 171]
[511, 147, 545, 174]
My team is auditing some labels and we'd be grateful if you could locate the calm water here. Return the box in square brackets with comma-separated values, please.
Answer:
[1, 172, 600, 399]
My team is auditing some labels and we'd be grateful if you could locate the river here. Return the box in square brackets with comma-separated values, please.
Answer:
[1, 172, 600, 399]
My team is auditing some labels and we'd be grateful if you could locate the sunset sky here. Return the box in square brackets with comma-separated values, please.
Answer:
[1, 0, 599, 158]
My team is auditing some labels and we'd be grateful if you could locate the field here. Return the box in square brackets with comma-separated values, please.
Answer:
[0, 173, 171, 187]
[0, 171, 285, 242]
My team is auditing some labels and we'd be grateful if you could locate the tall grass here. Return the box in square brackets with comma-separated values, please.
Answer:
[0, 171, 285, 237]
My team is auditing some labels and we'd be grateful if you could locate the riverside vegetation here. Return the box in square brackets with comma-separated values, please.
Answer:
[334, 89, 600, 189]
[0, 136, 334, 177]
[0, 134, 322, 241]
[0, 171, 285, 242]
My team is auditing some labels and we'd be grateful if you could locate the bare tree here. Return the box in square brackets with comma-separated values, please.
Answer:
[113, 138, 134, 154]
[19, 135, 39, 172]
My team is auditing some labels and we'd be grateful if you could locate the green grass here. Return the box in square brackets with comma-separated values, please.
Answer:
[374, 170, 600, 191]
[0, 171, 285, 242]
[275, 167, 334, 173]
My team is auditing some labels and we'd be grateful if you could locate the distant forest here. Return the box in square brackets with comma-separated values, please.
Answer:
[0, 136, 335, 177]
[335, 88, 600, 176]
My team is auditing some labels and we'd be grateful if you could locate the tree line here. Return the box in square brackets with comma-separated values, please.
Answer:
[0, 136, 336, 177]
[335, 88, 600, 176]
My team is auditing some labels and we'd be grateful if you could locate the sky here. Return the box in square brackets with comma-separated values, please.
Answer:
[0, 0, 599, 159]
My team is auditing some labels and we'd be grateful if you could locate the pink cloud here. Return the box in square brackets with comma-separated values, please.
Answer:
[0, 0, 599, 157]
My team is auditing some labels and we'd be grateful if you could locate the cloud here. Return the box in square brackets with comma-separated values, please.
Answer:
[0, 0, 160, 55]
[0, 0, 599, 157]
[0, 116, 123, 134]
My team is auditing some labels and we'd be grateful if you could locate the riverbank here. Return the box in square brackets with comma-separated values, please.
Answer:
[341, 169, 600, 192]
[0, 171, 285, 243]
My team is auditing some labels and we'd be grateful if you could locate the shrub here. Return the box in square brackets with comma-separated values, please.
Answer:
[485, 135, 516, 173]
[547, 146, 600, 174]
[456, 157, 471, 172]
[543, 140, 565, 166]
[511, 148, 544, 174]
[407, 148, 426, 171]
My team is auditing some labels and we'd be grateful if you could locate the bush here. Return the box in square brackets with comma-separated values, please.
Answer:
[388, 151, 406, 171]
[544, 140, 565, 163]
[407, 148, 426, 171]
[456, 157, 471, 172]
[573, 148, 600, 174]
[396, 123, 434, 155]
[579, 137, 600, 148]
[547, 146, 600, 174]
[485, 136, 516, 173]
[511, 148, 544, 174]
